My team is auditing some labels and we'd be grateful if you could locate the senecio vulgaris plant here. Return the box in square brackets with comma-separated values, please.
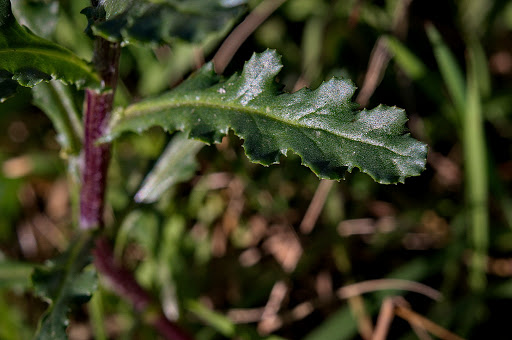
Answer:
[0, 0, 427, 339]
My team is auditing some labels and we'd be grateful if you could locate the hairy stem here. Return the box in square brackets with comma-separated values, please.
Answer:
[80, 36, 120, 229]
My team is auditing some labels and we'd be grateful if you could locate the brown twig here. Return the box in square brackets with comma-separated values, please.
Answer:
[372, 297, 464, 340]
[337, 279, 442, 301]
[300, 180, 335, 234]
[213, 0, 287, 74]
[258, 280, 288, 334]
[348, 294, 374, 340]
[372, 297, 398, 340]
[227, 278, 441, 336]
[395, 305, 466, 340]
[355, 0, 412, 107]
[355, 37, 392, 107]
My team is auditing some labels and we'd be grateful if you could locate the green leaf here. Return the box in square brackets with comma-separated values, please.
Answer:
[0, 0, 100, 101]
[32, 80, 83, 154]
[105, 50, 427, 184]
[32, 235, 97, 340]
[0, 69, 18, 102]
[304, 306, 358, 340]
[426, 24, 466, 115]
[83, 0, 248, 45]
[10, 0, 59, 39]
[135, 132, 203, 203]
[186, 299, 236, 337]
[0, 259, 34, 290]
[465, 43, 489, 292]
[385, 35, 443, 104]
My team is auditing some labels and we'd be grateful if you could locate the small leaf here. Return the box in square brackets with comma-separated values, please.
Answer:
[0, 0, 100, 99]
[32, 80, 83, 154]
[82, 0, 248, 45]
[32, 235, 97, 340]
[135, 132, 204, 203]
[10, 0, 59, 38]
[105, 50, 427, 184]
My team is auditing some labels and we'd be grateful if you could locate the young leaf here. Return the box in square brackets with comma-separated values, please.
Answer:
[83, 0, 248, 45]
[105, 50, 427, 184]
[32, 235, 97, 340]
[135, 132, 204, 203]
[10, 0, 59, 39]
[0, 0, 100, 101]
[32, 81, 83, 154]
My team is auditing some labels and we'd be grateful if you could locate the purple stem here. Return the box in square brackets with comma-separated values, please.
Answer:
[93, 238, 195, 340]
[80, 6, 193, 339]
[80, 37, 120, 229]
[80, 89, 112, 228]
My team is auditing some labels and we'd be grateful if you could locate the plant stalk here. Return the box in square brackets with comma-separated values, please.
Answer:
[80, 35, 121, 229]
[93, 237, 194, 340]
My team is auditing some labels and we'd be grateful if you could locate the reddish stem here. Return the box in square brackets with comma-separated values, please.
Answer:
[80, 90, 113, 229]
[80, 37, 120, 229]
[93, 238, 194, 340]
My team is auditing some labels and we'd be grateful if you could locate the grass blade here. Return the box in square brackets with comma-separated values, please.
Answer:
[464, 42, 489, 292]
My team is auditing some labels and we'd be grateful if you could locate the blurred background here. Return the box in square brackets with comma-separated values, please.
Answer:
[1, 0, 512, 339]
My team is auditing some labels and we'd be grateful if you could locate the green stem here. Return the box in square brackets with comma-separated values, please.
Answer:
[89, 289, 107, 340]
[465, 42, 488, 292]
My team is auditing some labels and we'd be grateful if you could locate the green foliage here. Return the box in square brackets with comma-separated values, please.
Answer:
[0, 0, 100, 102]
[10, 0, 512, 339]
[0, 69, 18, 102]
[135, 132, 203, 203]
[0, 260, 34, 290]
[304, 307, 358, 340]
[83, 0, 248, 45]
[32, 81, 83, 154]
[105, 50, 426, 184]
[426, 24, 466, 117]
[10, 0, 59, 38]
[32, 235, 97, 340]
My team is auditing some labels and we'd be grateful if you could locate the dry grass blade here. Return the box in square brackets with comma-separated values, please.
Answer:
[395, 305, 465, 340]
[348, 294, 374, 340]
[337, 279, 442, 301]
[355, 0, 412, 107]
[213, 0, 287, 74]
[300, 180, 334, 234]
[356, 37, 392, 107]
[372, 297, 397, 340]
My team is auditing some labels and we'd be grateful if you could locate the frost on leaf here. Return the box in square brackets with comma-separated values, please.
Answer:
[105, 50, 427, 184]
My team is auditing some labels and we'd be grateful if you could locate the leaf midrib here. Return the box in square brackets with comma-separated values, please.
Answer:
[0, 47, 98, 80]
[120, 98, 412, 157]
